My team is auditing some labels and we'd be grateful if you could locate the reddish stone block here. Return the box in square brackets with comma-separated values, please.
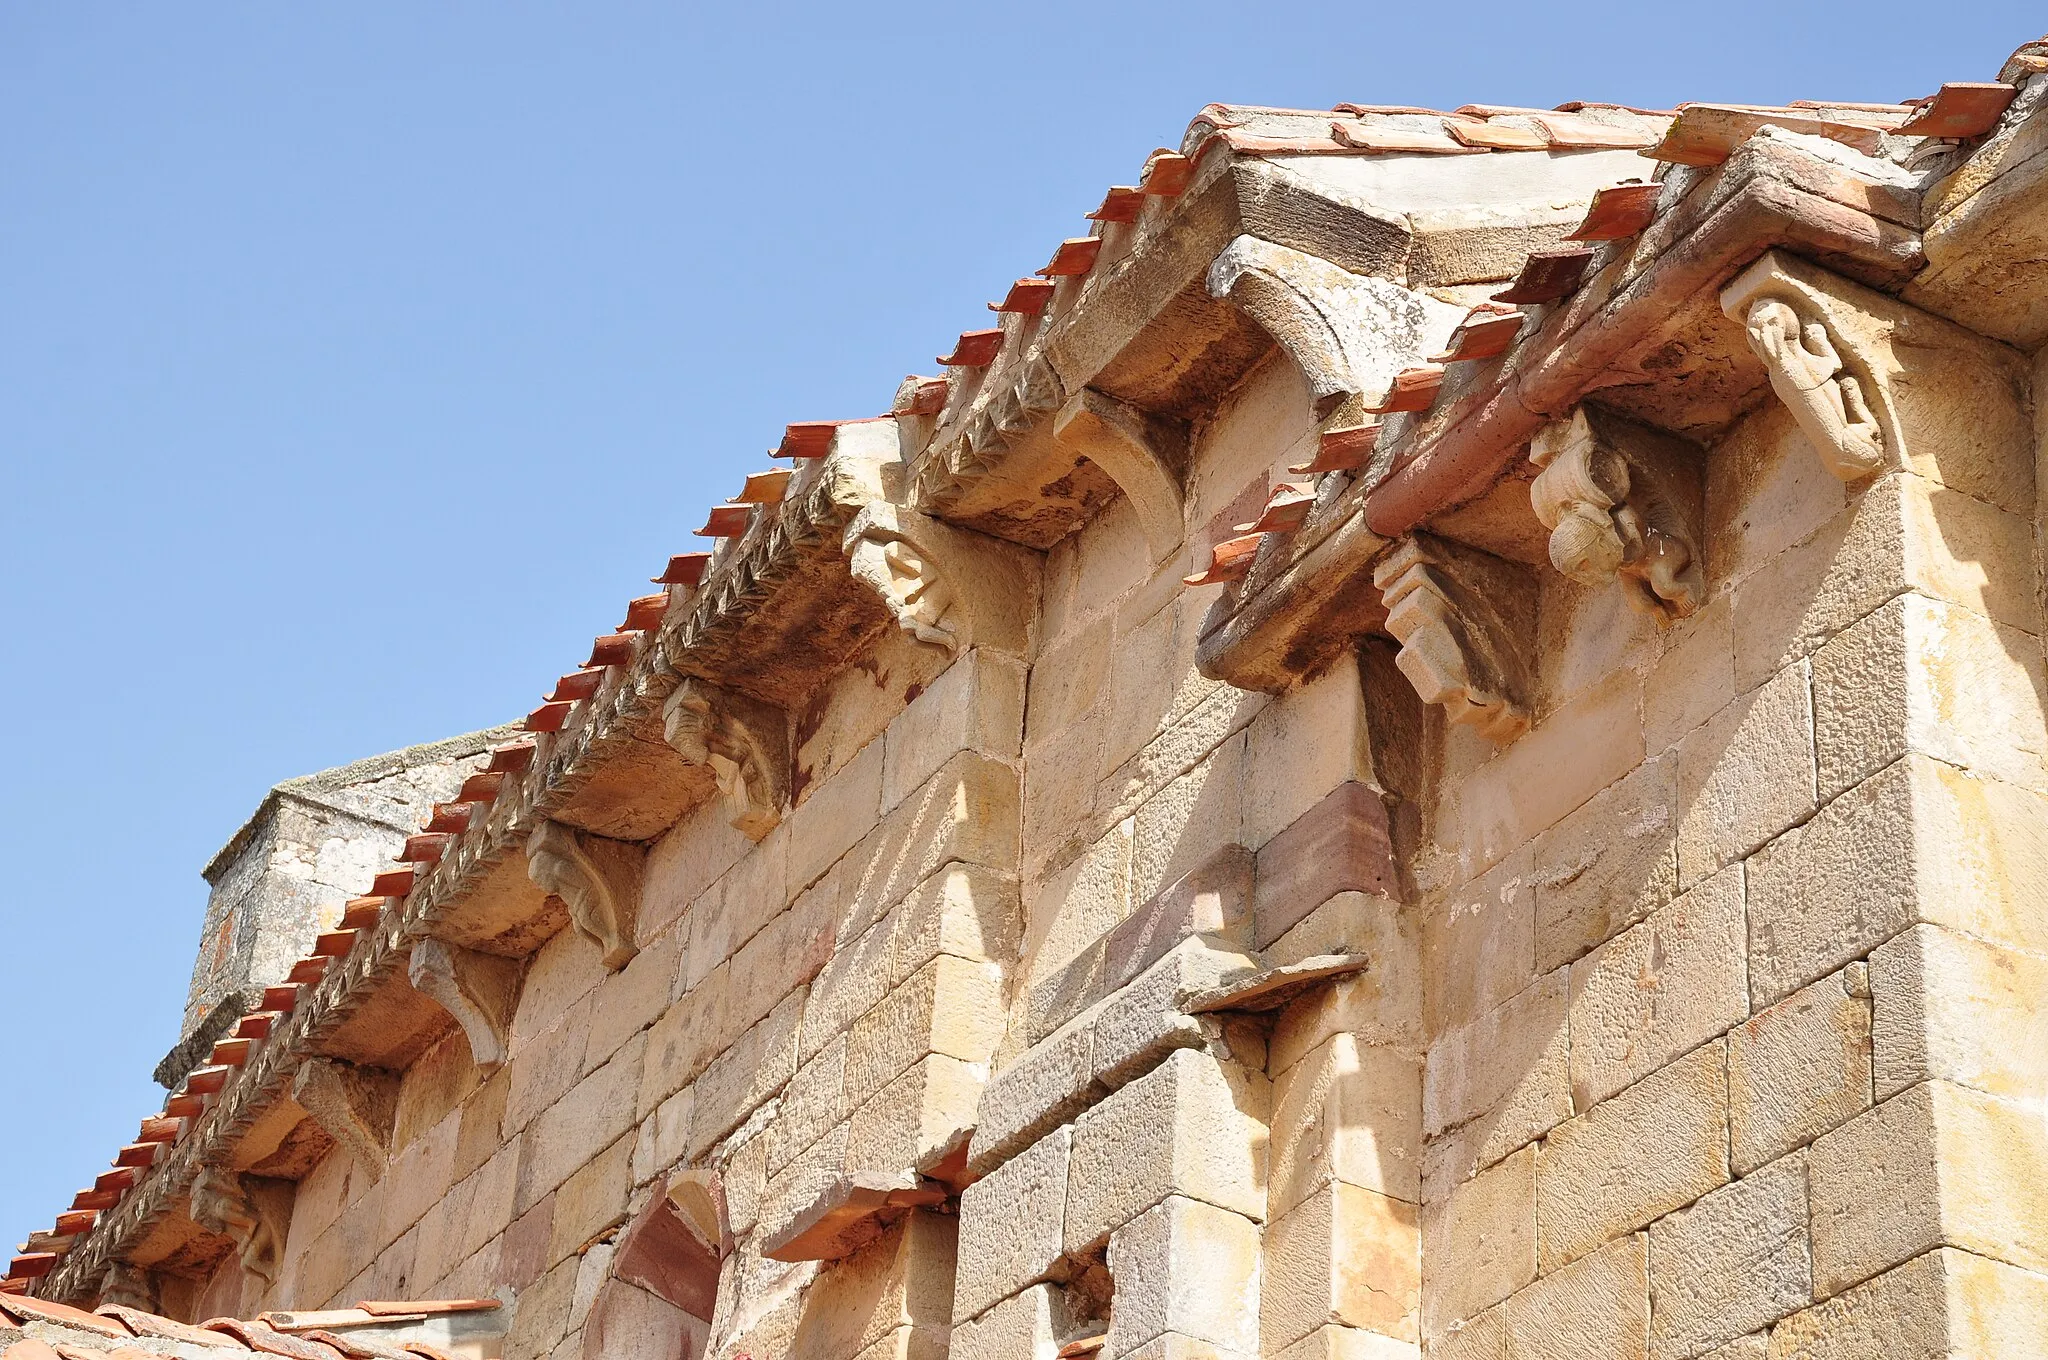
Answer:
[1253, 781, 1397, 949]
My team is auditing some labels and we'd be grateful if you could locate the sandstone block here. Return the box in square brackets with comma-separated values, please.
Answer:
[800, 918, 894, 1064]
[1808, 1080, 2048, 1297]
[951, 1283, 1072, 1360]
[1246, 656, 1376, 849]
[1270, 1032, 1422, 1217]
[769, 1036, 848, 1176]
[1728, 968, 1872, 1177]
[1063, 1047, 1267, 1254]
[688, 988, 802, 1162]
[1674, 664, 1815, 888]
[1698, 1338, 1767, 1360]
[1644, 595, 1735, 755]
[1531, 756, 1679, 973]
[846, 752, 1022, 927]
[1255, 782, 1399, 950]
[1268, 900, 1423, 1071]
[790, 1212, 957, 1360]
[1430, 1306, 1507, 1360]
[1260, 1182, 1419, 1352]
[844, 1053, 984, 1176]
[1869, 922, 2048, 1102]
[883, 649, 1028, 813]
[1566, 865, 1746, 1110]
[787, 733, 885, 897]
[1088, 937, 1257, 1087]
[1418, 1145, 1534, 1342]
[509, 994, 598, 1136]
[1027, 612, 1112, 751]
[1131, 735, 1246, 910]
[967, 1019, 1100, 1178]
[1271, 1324, 1420, 1360]
[1421, 970, 1570, 1158]
[1109, 1332, 1255, 1360]
[548, 1134, 634, 1264]
[845, 955, 1005, 1099]
[632, 1084, 694, 1187]
[954, 1128, 1071, 1324]
[1646, 1154, 1810, 1358]
[1504, 1231, 1648, 1360]
[1812, 592, 2048, 802]
[1420, 845, 1536, 1038]
[1535, 1042, 1728, 1273]
[1764, 1247, 2048, 1359]
[583, 925, 684, 1072]
[1112, 1195, 1262, 1355]
[890, 863, 1021, 986]
[639, 962, 734, 1117]
[518, 1036, 644, 1214]
[1104, 843, 1253, 989]
[758, 1122, 849, 1255]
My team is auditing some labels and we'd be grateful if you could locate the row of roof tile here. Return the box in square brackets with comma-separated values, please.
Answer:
[0, 1292, 495, 1360]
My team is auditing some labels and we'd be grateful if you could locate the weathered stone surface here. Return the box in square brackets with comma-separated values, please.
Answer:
[1422, 970, 1570, 1156]
[1270, 1032, 1422, 1217]
[790, 1212, 956, 1360]
[845, 1053, 985, 1177]
[1647, 1155, 1811, 1358]
[1868, 922, 2048, 1103]
[1673, 665, 1815, 889]
[1419, 1145, 1534, 1342]
[845, 956, 1005, 1099]
[951, 1284, 1072, 1360]
[1420, 846, 1535, 1039]
[1261, 1182, 1419, 1351]
[1531, 756, 1679, 974]
[968, 1020, 1099, 1178]
[1272, 1325, 1420, 1360]
[1535, 1042, 1729, 1274]
[1111, 1195, 1262, 1355]
[1064, 1048, 1268, 1254]
[1506, 1231, 1648, 1360]
[1728, 967, 1872, 1177]
[1254, 782, 1400, 950]
[1808, 1080, 2048, 1298]
[954, 1128, 1071, 1324]
[1764, 1247, 2048, 1359]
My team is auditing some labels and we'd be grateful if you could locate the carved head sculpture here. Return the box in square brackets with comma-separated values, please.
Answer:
[848, 529, 960, 651]
[1738, 295, 1885, 482]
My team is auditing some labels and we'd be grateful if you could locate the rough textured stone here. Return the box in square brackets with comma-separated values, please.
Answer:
[1270, 1032, 1422, 1217]
[1422, 970, 1570, 1156]
[1647, 1155, 1811, 1358]
[1506, 1231, 1648, 1360]
[1869, 922, 2048, 1102]
[954, 1129, 1071, 1323]
[1261, 1182, 1419, 1351]
[1531, 756, 1678, 974]
[1673, 664, 1816, 888]
[967, 1019, 1099, 1177]
[790, 1212, 957, 1360]
[1111, 1195, 1263, 1355]
[1765, 1247, 2048, 1360]
[1419, 1145, 1534, 1342]
[1254, 782, 1399, 950]
[951, 1284, 1072, 1360]
[1535, 1042, 1729, 1274]
[1728, 967, 1872, 1177]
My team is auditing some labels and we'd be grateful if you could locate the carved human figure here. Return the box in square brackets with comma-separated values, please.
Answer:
[850, 532, 960, 650]
[190, 1168, 293, 1294]
[1529, 408, 1703, 622]
[526, 820, 642, 970]
[1740, 297, 1885, 480]
[660, 679, 789, 841]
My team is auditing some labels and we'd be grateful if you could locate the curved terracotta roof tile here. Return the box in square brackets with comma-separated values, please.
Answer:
[1289, 425, 1379, 476]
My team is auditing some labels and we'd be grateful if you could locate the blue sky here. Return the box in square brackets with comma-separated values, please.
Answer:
[0, 1, 2035, 1253]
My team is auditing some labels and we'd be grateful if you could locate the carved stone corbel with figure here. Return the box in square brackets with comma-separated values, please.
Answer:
[1529, 406, 1703, 621]
[660, 677, 791, 842]
[190, 1168, 295, 1295]
[526, 819, 645, 970]
[843, 503, 1038, 656]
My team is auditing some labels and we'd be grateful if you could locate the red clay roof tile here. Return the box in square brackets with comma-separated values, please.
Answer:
[1896, 81, 2016, 138]
[368, 868, 415, 897]
[309, 931, 358, 960]
[284, 957, 329, 986]
[523, 700, 573, 733]
[731, 471, 792, 507]
[1491, 246, 1596, 304]
[990, 279, 1056, 316]
[1038, 238, 1102, 277]
[544, 672, 603, 704]
[1183, 534, 1264, 586]
[1289, 425, 1379, 476]
[1365, 365, 1446, 414]
[455, 772, 505, 804]
[693, 505, 753, 539]
[1087, 186, 1145, 223]
[653, 552, 712, 585]
[485, 740, 536, 773]
[937, 330, 1003, 368]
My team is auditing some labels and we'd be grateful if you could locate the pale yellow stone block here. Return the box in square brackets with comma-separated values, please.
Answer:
[1566, 864, 1746, 1110]
[1530, 755, 1679, 974]
[1259, 1183, 1419, 1351]
[845, 955, 1005, 1099]
[1111, 1194, 1263, 1355]
[1808, 1080, 2048, 1297]
[548, 1133, 633, 1263]
[632, 1083, 694, 1187]
[1430, 1305, 1507, 1360]
[1646, 1154, 1811, 1358]
[1421, 970, 1570, 1155]
[1245, 655, 1374, 849]
[787, 732, 886, 896]
[1870, 923, 2048, 1102]
[518, 1034, 644, 1214]
[967, 1017, 1097, 1177]
[1703, 402, 1846, 599]
[844, 1052, 985, 1175]
[1063, 1047, 1268, 1254]
[951, 1283, 1072, 1360]
[844, 751, 1022, 930]
[1421, 846, 1536, 1038]
[1812, 592, 2048, 801]
[1271, 1324, 1418, 1360]
[1418, 1145, 1535, 1342]
[1026, 613, 1112, 753]
[768, 1035, 848, 1176]
[1129, 734, 1247, 909]
[1505, 1230, 1647, 1360]
[1267, 898, 1423, 1070]
[1728, 967, 1872, 1177]
[1674, 664, 1815, 888]
[1697, 1336, 1767, 1360]
[687, 986, 803, 1161]
[799, 918, 893, 1065]
[790, 1212, 956, 1360]
[954, 1127, 1072, 1323]
[1269, 1032, 1422, 1217]
[1765, 1247, 2048, 1360]
[638, 959, 735, 1118]
[1644, 595, 1736, 756]
[882, 648, 1027, 813]
[1535, 1042, 1728, 1274]
[890, 862, 1021, 986]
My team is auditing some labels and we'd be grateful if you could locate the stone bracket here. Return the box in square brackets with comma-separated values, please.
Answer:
[290, 1058, 400, 1183]
[408, 938, 522, 1071]
[843, 503, 1041, 656]
[660, 677, 792, 843]
[1051, 387, 1187, 563]
[1372, 532, 1536, 743]
[1207, 235, 1464, 417]
[189, 1168, 294, 1291]
[1181, 952, 1371, 1014]
[527, 819, 645, 970]
[1529, 405, 1704, 621]
[760, 1172, 950, 1264]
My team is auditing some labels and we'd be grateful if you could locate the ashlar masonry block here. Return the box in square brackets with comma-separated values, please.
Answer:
[844, 1052, 986, 1176]
[951, 1283, 1073, 1360]
[790, 1211, 957, 1360]
[844, 955, 1005, 1099]
[1646, 1154, 1811, 1359]
[1418, 1144, 1535, 1343]
[1807, 1080, 2048, 1298]
[954, 1127, 1071, 1324]
[1271, 1325, 1420, 1360]
[1869, 921, 2048, 1103]
[1063, 1046, 1268, 1255]
[1260, 1181, 1420, 1351]
[1727, 966, 1872, 1177]
[1764, 1247, 2048, 1360]
[1269, 1031, 1423, 1217]
[1112, 1194, 1262, 1356]
[1504, 1230, 1648, 1360]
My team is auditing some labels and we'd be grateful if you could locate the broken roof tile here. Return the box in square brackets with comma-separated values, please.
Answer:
[1289, 425, 1379, 476]
[1430, 306, 1527, 362]
[1491, 245, 1597, 304]
[1330, 121, 1484, 155]
[1529, 112, 1663, 148]
[990, 279, 1056, 316]
[1565, 181, 1662, 241]
[653, 552, 712, 586]
[1139, 150, 1192, 195]
[545, 671, 604, 704]
[1234, 483, 1317, 535]
[97, 1305, 244, 1350]
[1895, 81, 2017, 138]
[1643, 102, 1888, 166]
[1445, 117, 1548, 150]
[1038, 238, 1102, 277]
[1365, 365, 1447, 414]
[0, 1293, 127, 1335]
[203, 1319, 342, 1359]
[1183, 534, 1265, 586]
[937, 329, 1003, 368]
[899, 377, 949, 415]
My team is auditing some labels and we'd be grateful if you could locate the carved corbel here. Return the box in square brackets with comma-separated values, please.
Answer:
[1529, 406, 1704, 621]
[1207, 236, 1465, 417]
[660, 678, 791, 842]
[843, 503, 1039, 656]
[527, 819, 644, 970]
[97, 1262, 159, 1313]
[291, 1058, 400, 1182]
[1372, 533, 1536, 743]
[1051, 388, 1186, 562]
[1721, 250, 1894, 481]
[190, 1168, 294, 1293]
[409, 938, 522, 1070]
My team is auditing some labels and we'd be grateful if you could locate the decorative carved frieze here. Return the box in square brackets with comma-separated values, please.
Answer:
[1372, 533, 1536, 743]
[660, 678, 791, 842]
[1529, 406, 1703, 621]
[1721, 250, 1893, 481]
[290, 1058, 399, 1182]
[408, 938, 522, 1070]
[526, 819, 645, 970]
[189, 1169, 294, 1292]
[1208, 235, 1465, 417]
[843, 504, 1039, 656]
[1051, 387, 1186, 563]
